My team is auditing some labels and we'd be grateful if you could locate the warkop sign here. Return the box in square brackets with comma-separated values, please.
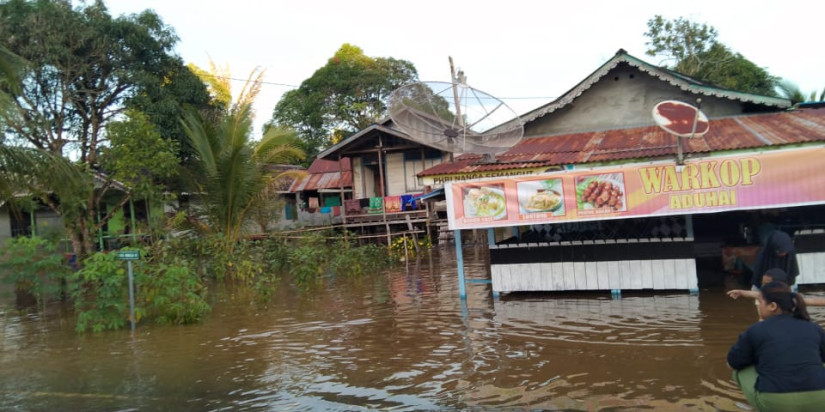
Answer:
[445, 147, 825, 230]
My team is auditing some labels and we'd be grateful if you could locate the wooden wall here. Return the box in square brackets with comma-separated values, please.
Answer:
[796, 229, 825, 285]
[490, 239, 698, 293]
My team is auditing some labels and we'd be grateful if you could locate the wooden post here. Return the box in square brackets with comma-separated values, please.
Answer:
[29, 207, 36, 237]
[338, 154, 347, 240]
[97, 208, 104, 251]
[420, 148, 426, 190]
[406, 214, 419, 253]
[377, 136, 390, 245]
[129, 199, 137, 244]
[377, 137, 385, 198]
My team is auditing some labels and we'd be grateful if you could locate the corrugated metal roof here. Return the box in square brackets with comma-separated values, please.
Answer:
[306, 157, 351, 174]
[288, 157, 353, 192]
[419, 107, 825, 177]
[289, 171, 352, 192]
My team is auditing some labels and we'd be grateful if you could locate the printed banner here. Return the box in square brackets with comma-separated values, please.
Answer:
[445, 147, 825, 230]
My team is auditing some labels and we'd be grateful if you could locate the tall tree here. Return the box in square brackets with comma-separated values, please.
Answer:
[0, 0, 205, 260]
[181, 67, 304, 250]
[644, 15, 778, 96]
[267, 44, 418, 158]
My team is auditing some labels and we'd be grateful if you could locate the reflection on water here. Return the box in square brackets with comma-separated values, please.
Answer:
[2, 246, 825, 411]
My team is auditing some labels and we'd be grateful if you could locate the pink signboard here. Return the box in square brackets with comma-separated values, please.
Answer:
[445, 147, 825, 230]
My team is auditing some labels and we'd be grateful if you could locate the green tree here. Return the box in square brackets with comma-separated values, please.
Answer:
[0, 0, 206, 260]
[0, 45, 24, 114]
[99, 108, 179, 225]
[181, 67, 305, 250]
[776, 80, 825, 103]
[268, 44, 418, 158]
[126, 61, 213, 165]
[644, 15, 778, 96]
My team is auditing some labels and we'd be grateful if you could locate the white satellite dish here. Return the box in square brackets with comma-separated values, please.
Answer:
[388, 62, 523, 160]
[652, 100, 709, 138]
[653, 99, 710, 165]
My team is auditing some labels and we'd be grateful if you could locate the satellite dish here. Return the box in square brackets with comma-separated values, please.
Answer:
[653, 100, 709, 138]
[388, 78, 524, 158]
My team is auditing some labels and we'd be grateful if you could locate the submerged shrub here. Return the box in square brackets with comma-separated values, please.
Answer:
[140, 261, 210, 325]
[0, 236, 71, 309]
[69, 251, 128, 333]
[69, 247, 210, 333]
[287, 232, 328, 289]
[389, 234, 432, 259]
[330, 238, 393, 278]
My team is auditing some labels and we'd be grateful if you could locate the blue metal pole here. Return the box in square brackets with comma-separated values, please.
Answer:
[455, 229, 466, 299]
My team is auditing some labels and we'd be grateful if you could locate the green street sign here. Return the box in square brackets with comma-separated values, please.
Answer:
[116, 250, 140, 261]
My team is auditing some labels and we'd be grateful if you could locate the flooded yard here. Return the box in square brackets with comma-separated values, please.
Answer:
[2, 246, 824, 411]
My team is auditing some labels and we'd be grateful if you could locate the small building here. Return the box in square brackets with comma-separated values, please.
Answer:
[0, 174, 162, 250]
[281, 158, 351, 228]
[417, 49, 825, 296]
[315, 118, 453, 243]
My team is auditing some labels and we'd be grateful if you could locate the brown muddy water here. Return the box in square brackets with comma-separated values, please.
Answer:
[2, 246, 825, 411]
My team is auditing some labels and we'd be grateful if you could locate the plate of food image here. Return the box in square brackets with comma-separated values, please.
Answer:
[575, 173, 626, 212]
[517, 180, 565, 214]
[463, 186, 508, 220]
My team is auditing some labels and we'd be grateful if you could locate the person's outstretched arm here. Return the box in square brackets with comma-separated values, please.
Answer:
[727, 289, 760, 300]
[801, 295, 825, 307]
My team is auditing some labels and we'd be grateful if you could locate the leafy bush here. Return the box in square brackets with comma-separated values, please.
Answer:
[69, 247, 210, 333]
[389, 234, 432, 259]
[0, 236, 71, 308]
[140, 259, 210, 325]
[287, 232, 328, 288]
[69, 251, 129, 333]
[330, 238, 393, 278]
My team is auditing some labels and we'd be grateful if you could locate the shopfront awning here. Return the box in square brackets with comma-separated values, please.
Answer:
[445, 146, 825, 230]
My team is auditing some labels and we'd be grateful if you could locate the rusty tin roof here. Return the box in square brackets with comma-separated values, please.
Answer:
[419, 107, 825, 177]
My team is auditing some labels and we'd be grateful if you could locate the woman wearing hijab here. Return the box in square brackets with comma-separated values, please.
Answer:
[727, 281, 825, 411]
[751, 230, 799, 288]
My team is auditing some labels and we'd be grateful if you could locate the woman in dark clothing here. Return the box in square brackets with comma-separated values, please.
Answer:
[751, 230, 799, 288]
[727, 282, 825, 411]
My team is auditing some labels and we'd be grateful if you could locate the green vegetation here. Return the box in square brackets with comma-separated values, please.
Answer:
[0, 4, 424, 335]
[644, 15, 778, 96]
[268, 44, 419, 159]
[0, 0, 211, 261]
[0, 236, 71, 310]
[0, 232, 401, 333]
[390, 234, 432, 259]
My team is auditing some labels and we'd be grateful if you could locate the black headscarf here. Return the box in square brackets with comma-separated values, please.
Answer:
[751, 230, 799, 287]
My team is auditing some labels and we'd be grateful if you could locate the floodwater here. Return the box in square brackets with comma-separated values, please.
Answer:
[2, 247, 825, 411]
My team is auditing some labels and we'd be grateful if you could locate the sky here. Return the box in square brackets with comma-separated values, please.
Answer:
[105, 0, 825, 135]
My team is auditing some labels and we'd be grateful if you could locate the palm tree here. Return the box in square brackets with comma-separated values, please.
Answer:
[180, 67, 304, 250]
[776, 80, 825, 103]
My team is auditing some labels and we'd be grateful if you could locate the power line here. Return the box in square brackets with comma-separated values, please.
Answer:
[213, 75, 560, 100]
[211, 75, 298, 88]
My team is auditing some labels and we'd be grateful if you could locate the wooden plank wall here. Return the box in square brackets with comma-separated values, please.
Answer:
[384, 153, 405, 196]
[798, 253, 825, 285]
[795, 230, 825, 285]
[491, 258, 698, 293]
